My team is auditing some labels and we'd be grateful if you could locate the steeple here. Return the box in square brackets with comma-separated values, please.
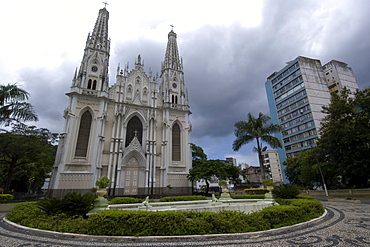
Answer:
[86, 8, 110, 54]
[71, 7, 110, 96]
[160, 29, 188, 108]
[161, 30, 183, 74]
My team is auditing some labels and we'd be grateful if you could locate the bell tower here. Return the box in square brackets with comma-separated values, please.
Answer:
[71, 7, 110, 96]
[160, 27, 189, 108]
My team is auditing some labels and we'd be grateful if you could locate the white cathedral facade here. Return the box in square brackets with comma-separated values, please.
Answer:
[48, 7, 192, 197]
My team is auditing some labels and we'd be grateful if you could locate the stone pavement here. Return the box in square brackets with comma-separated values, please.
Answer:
[1, 201, 370, 246]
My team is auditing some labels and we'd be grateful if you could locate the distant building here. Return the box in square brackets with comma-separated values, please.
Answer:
[265, 56, 359, 183]
[262, 150, 283, 185]
[323, 60, 359, 94]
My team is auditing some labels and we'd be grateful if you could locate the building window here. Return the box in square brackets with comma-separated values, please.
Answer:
[87, 79, 92, 89]
[172, 123, 181, 161]
[75, 111, 92, 157]
[125, 116, 143, 147]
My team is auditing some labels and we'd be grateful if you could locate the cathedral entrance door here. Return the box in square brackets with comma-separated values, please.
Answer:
[123, 157, 140, 195]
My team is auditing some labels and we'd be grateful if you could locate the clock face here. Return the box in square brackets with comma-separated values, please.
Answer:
[172, 83, 177, 88]
[91, 66, 98, 72]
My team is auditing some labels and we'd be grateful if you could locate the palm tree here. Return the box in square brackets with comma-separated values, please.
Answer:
[0, 83, 38, 125]
[233, 112, 283, 180]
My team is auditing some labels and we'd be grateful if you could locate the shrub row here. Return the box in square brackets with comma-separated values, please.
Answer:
[159, 195, 207, 202]
[109, 197, 143, 205]
[0, 194, 14, 203]
[230, 195, 265, 199]
[7, 197, 324, 236]
[244, 188, 269, 194]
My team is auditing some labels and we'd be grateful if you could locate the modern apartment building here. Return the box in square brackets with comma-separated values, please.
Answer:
[262, 150, 283, 185]
[265, 56, 359, 182]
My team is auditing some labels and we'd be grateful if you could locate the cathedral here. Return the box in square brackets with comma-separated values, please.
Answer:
[48, 7, 192, 197]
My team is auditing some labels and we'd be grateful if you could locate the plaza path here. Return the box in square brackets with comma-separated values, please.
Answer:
[1, 201, 370, 246]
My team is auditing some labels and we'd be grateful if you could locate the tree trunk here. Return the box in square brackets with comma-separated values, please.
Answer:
[4, 159, 18, 193]
[256, 138, 265, 181]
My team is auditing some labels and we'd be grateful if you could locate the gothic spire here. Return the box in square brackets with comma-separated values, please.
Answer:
[86, 7, 110, 54]
[161, 29, 183, 73]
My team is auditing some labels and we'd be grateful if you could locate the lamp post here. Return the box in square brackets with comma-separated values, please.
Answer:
[317, 162, 328, 197]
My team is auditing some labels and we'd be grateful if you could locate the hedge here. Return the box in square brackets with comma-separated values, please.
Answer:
[230, 195, 265, 199]
[6, 197, 324, 236]
[0, 194, 14, 202]
[159, 195, 207, 202]
[244, 188, 269, 194]
[109, 197, 143, 205]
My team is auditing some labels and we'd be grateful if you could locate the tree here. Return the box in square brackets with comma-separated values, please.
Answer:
[0, 124, 57, 193]
[0, 83, 38, 126]
[187, 159, 242, 194]
[191, 143, 207, 160]
[233, 112, 283, 180]
[316, 87, 370, 188]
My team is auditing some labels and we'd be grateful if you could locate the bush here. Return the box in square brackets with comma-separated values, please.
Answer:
[7, 198, 324, 236]
[7, 202, 89, 233]
[244, 188, 269, 194]
[159, 195, 207, 202]
[0, 194, 14, 203]
[36, 192, 95, 218]
[61, 192, 96, 218]
[109, 197, 143, 205]
[230, 195, 265, 199]
[86, 210, 270, 236]
[272, 184, 301, 199]
[36, 198, 64, 216]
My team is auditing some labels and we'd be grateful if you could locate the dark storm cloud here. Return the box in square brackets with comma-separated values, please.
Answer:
[16, 0, 370, 162]
[18, 61, 74, 133]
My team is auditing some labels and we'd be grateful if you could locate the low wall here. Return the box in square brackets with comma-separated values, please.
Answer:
[109, 199, 275, 214]
[301, 188, 370, 196]
[0, 203, 17, 212]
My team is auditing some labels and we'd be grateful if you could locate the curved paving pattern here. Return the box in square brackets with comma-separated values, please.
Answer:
[1, 201, 370, 246]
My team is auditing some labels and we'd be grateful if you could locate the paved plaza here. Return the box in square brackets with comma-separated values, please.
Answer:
[1, 201, 370, 246]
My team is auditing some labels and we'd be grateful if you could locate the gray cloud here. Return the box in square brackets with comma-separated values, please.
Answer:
[14, 0, 370, 163]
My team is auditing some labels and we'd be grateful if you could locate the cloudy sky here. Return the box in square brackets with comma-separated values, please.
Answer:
[1, 0, 369, 166]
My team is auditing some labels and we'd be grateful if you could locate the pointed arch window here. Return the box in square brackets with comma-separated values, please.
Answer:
[125, 116, 143, 147]
[172, 123, 181, 161]
[75, 111, 92, 157]
[87, 79, 92, 89]
[92, 80, 97, 90]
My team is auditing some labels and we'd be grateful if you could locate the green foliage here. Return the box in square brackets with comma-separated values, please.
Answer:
[7, 202, 88, 233]
[285, 88, 370, 189]
[191, 143, 207, 160]
[36, 192, 95, 218]
[233, 112, 283, 179]
[0, 194, 14, 202]
[317, 87, 370, 188]
[0, 83, 38, 126]
[188, 159, 242, 194]
[0, 124, 56, 193]
[8, 198, 323, 236]
[272, 184, 301, 199]
[230, 195, 265, 199]
[109, 197, 143, 205]
[262, 179, 274, 186]
[95, 176, 110, 188]
[61, 192, 96, 218]
[159, 195, 207, 202]
[244, 188, 269, 194]
[36, 198, 63, 215]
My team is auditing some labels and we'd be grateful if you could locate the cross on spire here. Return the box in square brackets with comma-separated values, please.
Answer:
[103, 1, 109, 8]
